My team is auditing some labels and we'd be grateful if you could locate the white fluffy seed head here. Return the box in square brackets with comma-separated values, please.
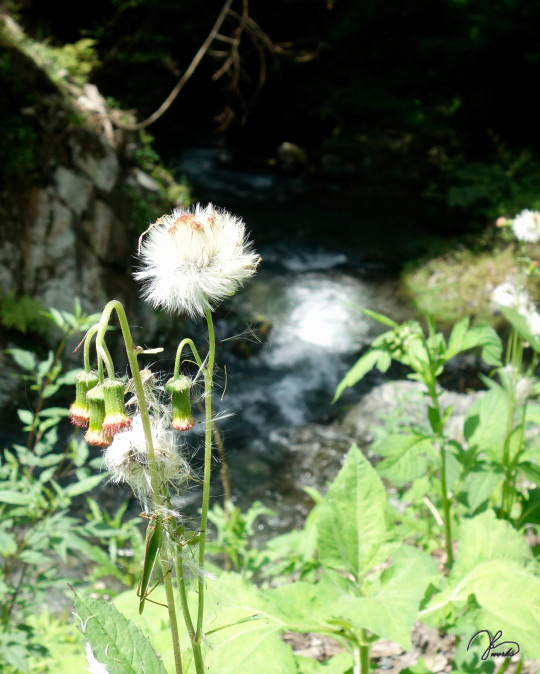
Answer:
[103, 414, 189, 500]
[134, 203, 261, 317]
[491, 281, 531, 313]
[512, 209, 540, 243]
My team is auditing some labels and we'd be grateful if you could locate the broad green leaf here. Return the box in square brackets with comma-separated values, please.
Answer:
[317, 445, 388, 578]
[0, 490, 34, 505]
[426, 560, 540, 658]
[374, 434, 435, 484]
[17, 409, 34, 426]
[73, 591, 167, 674]
[459, 469, 503, 512]
[64, 473, 105, 497]
[464, 386, 508, 457]
[0, 530, 17, 556]
[6, 348, 36, 371]
[451, 510, 534, 578]
[445, 321, 502, 366]
[329, 546, 437, 650]
[202, 573, 297, 674]
[333, 349, 391, 402]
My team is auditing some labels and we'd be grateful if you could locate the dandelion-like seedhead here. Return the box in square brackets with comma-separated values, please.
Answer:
[512, 209, 540, 243]
[134, 203, 260, 317]
[104, 414, 189, 501]
[491, 281, 531, 313]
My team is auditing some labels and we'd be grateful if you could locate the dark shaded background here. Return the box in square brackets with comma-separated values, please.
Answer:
[11, 0, 540, 234]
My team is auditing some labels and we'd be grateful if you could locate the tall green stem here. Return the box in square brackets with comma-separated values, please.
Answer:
[359, 630, 370, 674]
[501, 327, 519, 519]
[195, 308, 216, 648]
[427, 381, 453, 565]
[96, 301, 184, 674]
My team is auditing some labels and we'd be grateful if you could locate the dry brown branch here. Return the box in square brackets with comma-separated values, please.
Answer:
[115, 0, 235, 130]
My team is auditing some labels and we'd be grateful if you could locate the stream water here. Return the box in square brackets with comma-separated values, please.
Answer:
[173, 148, 418, 530]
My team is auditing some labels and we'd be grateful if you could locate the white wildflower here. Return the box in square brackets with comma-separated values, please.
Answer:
[104, 414, 189, 500]
[526, 310, 540, 337]
[511, 209, 540, 243]
[491, 282, 531, 313]
[86, 643, 109, 674]
[134, 203, 260, 317]
[515, 376, 535, 403]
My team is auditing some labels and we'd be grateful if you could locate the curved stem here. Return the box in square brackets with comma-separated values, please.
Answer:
[195, 308, 216, 647]
[174, 338, 204, 376]
[83, 325, 100, 373]
[96, 300, 184, 674]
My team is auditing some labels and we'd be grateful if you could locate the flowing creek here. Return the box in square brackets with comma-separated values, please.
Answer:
[171, 148, 418, 534]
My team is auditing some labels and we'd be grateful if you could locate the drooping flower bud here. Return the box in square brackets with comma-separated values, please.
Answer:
[165, 375, 195, 431]
[69, 371, 99, 428]
[102, 378, 132, 436]
[84, 385, 112, 447]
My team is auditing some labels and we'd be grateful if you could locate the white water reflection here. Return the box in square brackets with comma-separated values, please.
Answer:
[219, 265, 409, 438]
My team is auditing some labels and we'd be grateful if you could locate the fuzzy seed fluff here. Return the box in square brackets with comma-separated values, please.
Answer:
[134, 203, 260, 317]
[104, 414, 189, 500]
[512, 209, 540, 243]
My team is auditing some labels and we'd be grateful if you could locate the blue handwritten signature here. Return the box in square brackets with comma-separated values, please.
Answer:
[467, 630, 520, 660]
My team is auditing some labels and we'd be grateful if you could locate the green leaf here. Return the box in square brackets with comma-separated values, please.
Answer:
[352, 306, 399, 328]
[39, 407, 69, 418]
[464, 385, 508, 458]
[423, 510, 540, 657]
[0, 490, 34, 505]
[73, 591, 167, 674]
[333, 349, 391, 402]
[459, 469, 503, 512]
[317, 445, 388, 578]
[427, 559, 540, 658]
[19, 549, 51, 565]
[6, 348, 36, 371]
[374, 434, 435, 484]
[0, 530, 17, 556]
[64, 474, 105, 497]
[445, 321, 502, 366]
[202, 573, 297, 674]
[329, 546, 437, 650]
[17, 409, 34, 426]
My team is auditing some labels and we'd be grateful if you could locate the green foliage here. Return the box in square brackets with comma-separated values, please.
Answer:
[423, 510, 540, 659]
[0, 292, 49, 335]
[74, 590, 167, 674]
[0, 301, 139, 672]
[206, 501, 273, 576]
[21, 37, 100, 87]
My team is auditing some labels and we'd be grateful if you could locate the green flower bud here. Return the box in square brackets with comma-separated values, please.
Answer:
[165, 375, 195, 431]
[102, 378, 131, 436]
[84, 385, 112, 447]
[69, 371, 99, 428]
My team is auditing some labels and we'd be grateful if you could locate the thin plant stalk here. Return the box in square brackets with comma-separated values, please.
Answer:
[359, 629, 370, 674]
[195, 308, 216, 647]
[96, 300, 184, 674]
[426, 380, 454, 565]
